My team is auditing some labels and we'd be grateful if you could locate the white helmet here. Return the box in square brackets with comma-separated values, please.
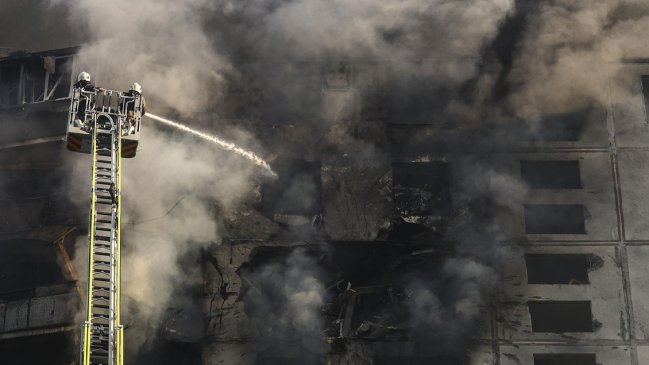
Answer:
[130, 82, 142, 94]
[77, 71, 91, 82]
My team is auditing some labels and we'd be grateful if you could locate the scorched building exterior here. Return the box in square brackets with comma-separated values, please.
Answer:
[1, 46, 649, 365]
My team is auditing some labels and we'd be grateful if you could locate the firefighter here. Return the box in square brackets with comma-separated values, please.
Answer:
[73, 71, 96, 130]
[124, 82, 146, 134]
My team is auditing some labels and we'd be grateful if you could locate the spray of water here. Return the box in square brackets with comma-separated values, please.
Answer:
[145, 113, 277, 178]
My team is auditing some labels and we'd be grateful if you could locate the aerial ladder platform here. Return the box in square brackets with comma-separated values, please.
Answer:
[67, 85, 143, 365]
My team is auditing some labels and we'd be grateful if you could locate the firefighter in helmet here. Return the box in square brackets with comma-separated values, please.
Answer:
[73, 71, 96, 130]
[124, 82, 146, 135]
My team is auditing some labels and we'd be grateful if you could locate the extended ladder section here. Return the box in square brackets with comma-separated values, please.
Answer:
[82, 114, 123, 365]
[68, 86, 142, 365]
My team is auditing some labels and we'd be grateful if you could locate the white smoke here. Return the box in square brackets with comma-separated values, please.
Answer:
[66, 124, 260, 352]
[244, 248, 326, 352]
[501, 0, 649, 118]
[52, 0, 230, 116]
[43, 0, 649, 361]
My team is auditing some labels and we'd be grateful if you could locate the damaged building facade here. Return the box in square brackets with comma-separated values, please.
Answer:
[2, 46, 649, 365]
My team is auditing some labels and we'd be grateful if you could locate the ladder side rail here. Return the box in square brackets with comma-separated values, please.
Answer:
[120, 94, 132, 116]
[122, 94, 136, 135]
[116, 115, 124, 365]
[108, 115, 118, 365]
[80, 89, 96, 126]
[68, 88, 80, 126]
[83, 112, 99, 365]
[133, 94, 143, 133]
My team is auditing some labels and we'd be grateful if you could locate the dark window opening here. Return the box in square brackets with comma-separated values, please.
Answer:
[0, 55, 73, 107]
[521, 160, 581, 189]
[0, 62, 21, 106]
[0, 239, 67, 297]
[642, 75, 649, 122]
[0, 332, 75, 365]
[375, 356, 461, 365]
[534, 353, 597, 365]
[22, 59, 46, 104]
[256, 357, 319, 365]
[389, 77, 451, 125]
[525, 254, 593, 284]
[49, 56, 73, 100]
[260, 66, 322, 124]
[531, 108, 599, 141]
[323, 61, 352, 90]
[393, 162, 452, 216]
[360, 91, 389, 122]
[130, 340, 202, 364]
[0, 171, 63, 198]
[524, 204, 586, 234]
[261, 159, 322, 215]
[528, 301, 593, 333]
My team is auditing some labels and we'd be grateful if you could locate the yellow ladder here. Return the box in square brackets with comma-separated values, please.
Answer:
[81, 114, 124, 365]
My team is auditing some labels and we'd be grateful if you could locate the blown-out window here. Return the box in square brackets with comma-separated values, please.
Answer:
[528, 301, 593, 333]
[534, 354, 596, 365]
[525, 254, 592, 284]
[642, 75, 649, 122]
[520, 160, 581, 189]
[261, 159, 322, 216]
[524, 204, 586, 234]
[392, 162, 452, 216]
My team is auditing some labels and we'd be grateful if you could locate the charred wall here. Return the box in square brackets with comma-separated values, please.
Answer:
[2, 45, 649, 365]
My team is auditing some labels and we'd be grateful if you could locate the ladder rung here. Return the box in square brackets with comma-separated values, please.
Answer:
[95, 205, 115, 210]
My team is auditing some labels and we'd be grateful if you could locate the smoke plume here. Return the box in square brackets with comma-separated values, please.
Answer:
[5, 0, 647, 361]
[243, 248, 326, 354]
